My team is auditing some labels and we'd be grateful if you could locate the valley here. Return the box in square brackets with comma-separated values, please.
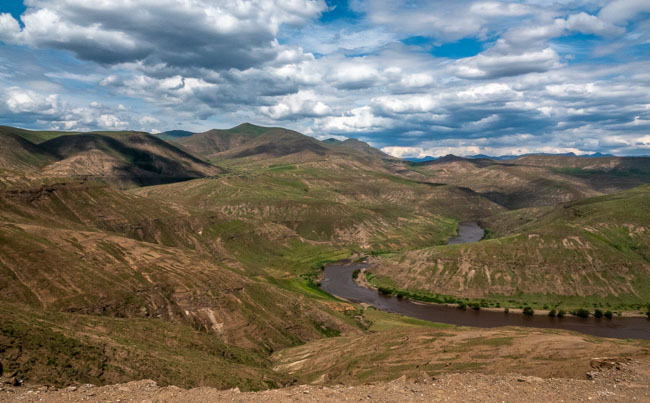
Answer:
[1, 123, 649, 395]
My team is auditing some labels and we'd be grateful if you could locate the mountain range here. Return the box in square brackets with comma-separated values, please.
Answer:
[1, 123, 649, 390]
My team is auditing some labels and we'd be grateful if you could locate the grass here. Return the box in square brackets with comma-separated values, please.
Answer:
[0, 303, 290, 390]
[363, 307, 454, 331]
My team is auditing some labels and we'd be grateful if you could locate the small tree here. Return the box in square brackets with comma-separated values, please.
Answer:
[457, 302, 467, 310]
[594, 309, 603, 318]
[523, 306, 534, 316]
[548, 309, 557, 317]
[557, 309, 566, 318]
[604, 310, 613, 319]
[574, 308, 590, 318]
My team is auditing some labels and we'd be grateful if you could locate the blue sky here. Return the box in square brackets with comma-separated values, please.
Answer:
[1, 0, 649, 157]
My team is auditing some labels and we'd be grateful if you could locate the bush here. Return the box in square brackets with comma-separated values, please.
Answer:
[604, 311, 613, 319]
[523, 306, 534, 316]
[504, 308, 509, 314]
[594, 309, 603, 318]
[352, 269, 360, 279]
[557, 309, 566, 318]
[470, 302, 481, 311]
[548, 309, 556, 317]
[457, 302, 467, 310]
[573, 308, 590, 318]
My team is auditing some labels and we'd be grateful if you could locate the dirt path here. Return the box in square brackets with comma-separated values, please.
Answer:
[2, 358, 648, 402]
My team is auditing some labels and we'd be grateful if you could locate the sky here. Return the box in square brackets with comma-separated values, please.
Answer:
[0, 1, 649, 157]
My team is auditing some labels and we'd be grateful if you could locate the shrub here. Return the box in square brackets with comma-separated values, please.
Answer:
[557, 309, 566, 318]
[504, 308, 509, 314]
[471, 302, 480, 311]
[523, 306, 534, 316]
[594, 309, 603, 318]
[457, 302, 467, 310]
[352, 269, 360, 279]
[548, 309, 556, 317]
[573, 308, 590, 318]
[604, 311, 613, 319]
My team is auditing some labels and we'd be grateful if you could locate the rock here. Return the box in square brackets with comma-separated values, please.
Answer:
[12, 378, 23, 387]
[590, 357, 630, 370]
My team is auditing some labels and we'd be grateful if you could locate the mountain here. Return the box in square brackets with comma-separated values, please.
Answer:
[175, 123, 394, 165]
[330, 138, 394, 159]
[404, 152, 619, 163]
[155, 129, 194, 141]
[174, 123, 272, 159]
[407, 153, 650, 209]
[38, 132, 225, 186]
[0, 130, 58, 172]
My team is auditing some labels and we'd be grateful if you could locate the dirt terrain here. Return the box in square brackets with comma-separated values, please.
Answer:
[1, 357, 649, 402]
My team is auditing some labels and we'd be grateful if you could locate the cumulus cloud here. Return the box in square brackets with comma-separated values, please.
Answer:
[0, 1, 648, 157]
[0, 0, 326, 71]
[260, 90, 332, 120]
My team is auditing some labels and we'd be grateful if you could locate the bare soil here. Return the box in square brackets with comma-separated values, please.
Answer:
[1, 357, 648, 402]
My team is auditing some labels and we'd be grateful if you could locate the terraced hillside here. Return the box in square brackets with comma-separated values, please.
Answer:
[368, 185, 650, 310]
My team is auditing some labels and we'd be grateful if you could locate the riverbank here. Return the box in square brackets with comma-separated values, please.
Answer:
[320, 262, 650, 340]
[357, 267, 649, 319]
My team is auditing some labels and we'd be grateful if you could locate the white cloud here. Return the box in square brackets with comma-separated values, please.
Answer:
[260, 90, 332, 120]
[599, 0, 650, 25]
[316, 106, 392, 133]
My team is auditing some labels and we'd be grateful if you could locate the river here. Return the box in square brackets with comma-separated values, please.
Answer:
[320, 222, 650, 340]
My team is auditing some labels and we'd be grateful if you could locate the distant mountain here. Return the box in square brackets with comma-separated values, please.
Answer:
[174, 123, 271, 159]
[405, 152, 617, 163]
[214, 127, 329, 161]
[175, 123, 394, 163]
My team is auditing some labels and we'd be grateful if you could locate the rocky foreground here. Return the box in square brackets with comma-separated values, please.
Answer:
[1, 358, 648, 402]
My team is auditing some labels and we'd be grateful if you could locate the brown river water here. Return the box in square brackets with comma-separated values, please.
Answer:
[320, 222, 650, 340]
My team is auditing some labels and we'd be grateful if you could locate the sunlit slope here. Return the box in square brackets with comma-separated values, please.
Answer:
[272, 309, 649, 385]
[370, 185, 650, 308]
[174, 123, 274, 159]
